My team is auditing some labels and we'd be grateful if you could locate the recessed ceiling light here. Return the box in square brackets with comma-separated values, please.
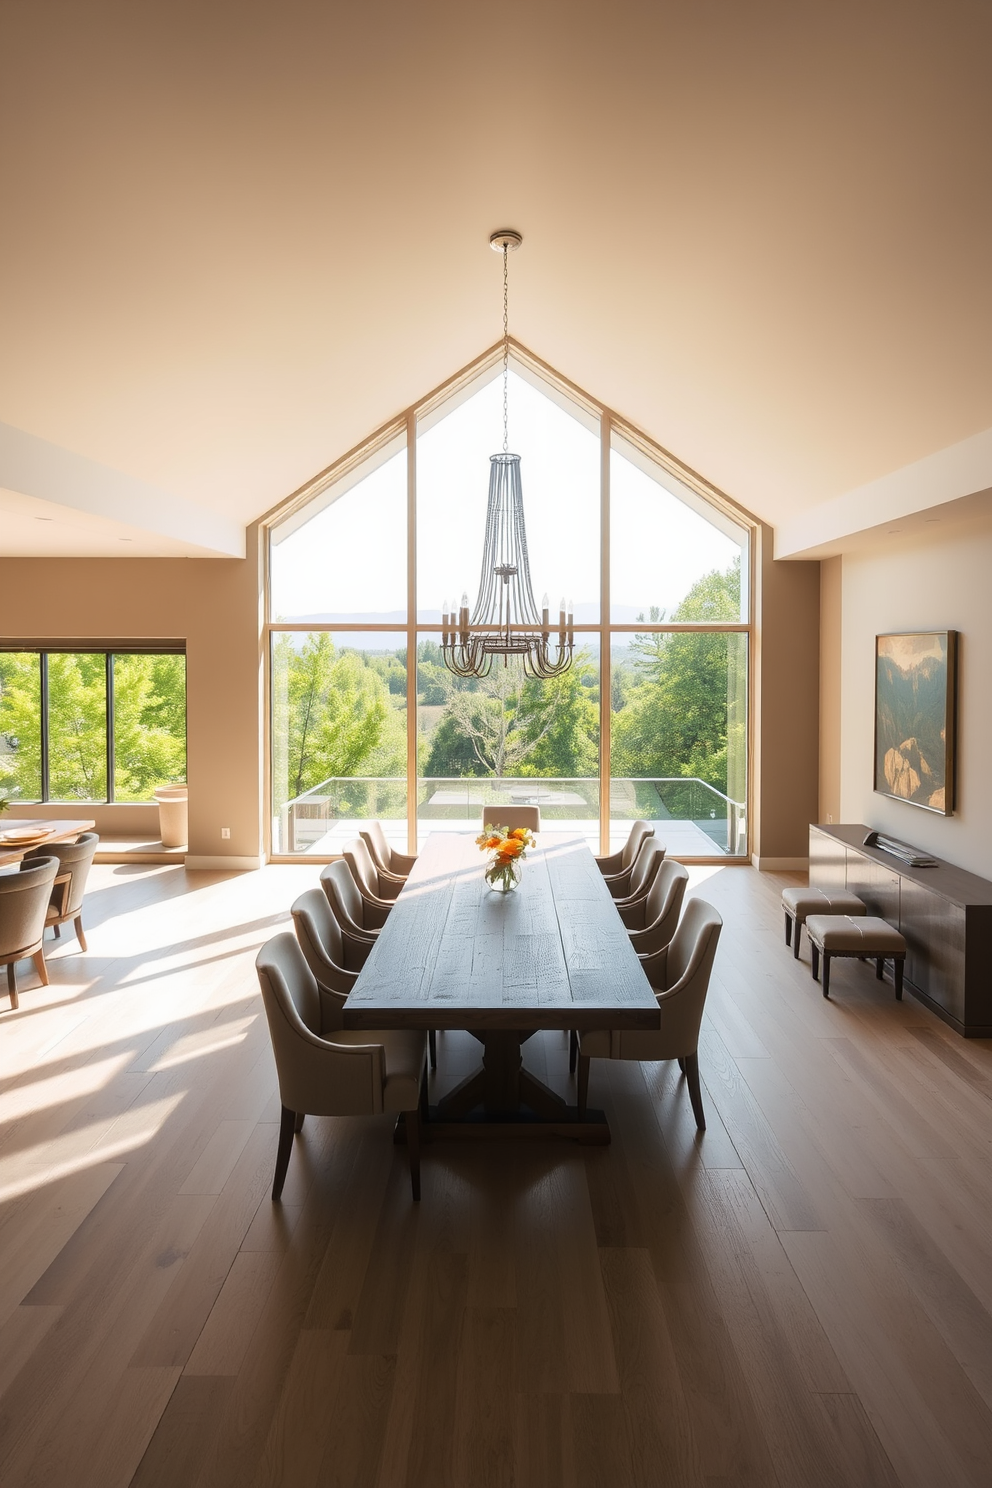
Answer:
[119, 537, 133, 542]
[925, 518, 940, 524]
[34, 516, 54, 521]
[888, 528, 903, 534]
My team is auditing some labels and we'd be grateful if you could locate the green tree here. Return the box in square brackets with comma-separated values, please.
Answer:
[611, 560, 742, 793]
[272, 635, 405, 806]
[0, 653, 42, 799]
[47, 654, 108, 801]
[112, 655, 187, 801]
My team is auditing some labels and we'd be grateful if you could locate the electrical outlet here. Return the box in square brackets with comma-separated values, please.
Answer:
[826, 812, 834, 823]
[220, 827, 231, 839]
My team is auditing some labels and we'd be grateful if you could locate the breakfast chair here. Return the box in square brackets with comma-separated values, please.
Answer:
[0, 856, 60, 1009]
[594, 820, 655, 890]
[577, 897, 723, 1130]
[609, 838, 666, 908]
[256, 933, 428, 1200]
[342, 837, 403, 904]
[479, 804, 541, 834]
[360, 821, 417, 881]
[25, 831, 99, 949]
[319, 860, 386, 946]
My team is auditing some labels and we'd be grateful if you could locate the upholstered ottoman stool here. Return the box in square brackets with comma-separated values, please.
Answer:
[804, 914, 907, 1000]
[782, 886, 866, 958]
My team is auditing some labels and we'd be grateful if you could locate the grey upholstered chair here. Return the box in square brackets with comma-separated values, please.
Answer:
[595, 820, 655, 890]
[256, 933, 428, 1200]
[479, 804, 541, 834]
[619, 857, 689, 957]
[319, 859, 388, 945]
[0, 856, 60, 1009]
[360, 822, 417, 881]
[570, 858, 690, 1073]
[342, 837, 403, 904]
[609, 838, 666, 908]
[577, 897, 723, 1130]
[291, 886, 369, 1027]
[25, 831, 98, 949]
[313, 875, 438, 1072]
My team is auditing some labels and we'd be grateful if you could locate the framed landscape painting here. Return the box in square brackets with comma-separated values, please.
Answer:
[874, 631, 957, 814]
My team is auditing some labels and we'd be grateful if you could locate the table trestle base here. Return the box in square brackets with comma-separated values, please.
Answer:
[394, 1109, 611, 1146]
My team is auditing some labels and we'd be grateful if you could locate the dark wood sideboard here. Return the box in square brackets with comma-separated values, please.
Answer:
[809, 824, 992, 1037]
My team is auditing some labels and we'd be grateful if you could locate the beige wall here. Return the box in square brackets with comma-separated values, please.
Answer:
[818, 555, 842, 824]
[829, 514, 992, 880]
[752, 525, 820, 866]
[0, 529, 264, 864]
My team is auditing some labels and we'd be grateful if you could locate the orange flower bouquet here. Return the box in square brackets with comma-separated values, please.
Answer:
[475, 823, 535, 894]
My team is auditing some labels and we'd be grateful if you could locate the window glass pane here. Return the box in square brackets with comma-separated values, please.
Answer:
[271, 632, 407, 855]
[611, 435, 748, 623]
[418, 370, 600, 623]
[417, 639, 600, 849]
[270, 442, 406, 623]
[113, 655, 187, 802]
[611, 631, 747, 856]
[0, 653, 42, 802]
[48, 653, 107, 801]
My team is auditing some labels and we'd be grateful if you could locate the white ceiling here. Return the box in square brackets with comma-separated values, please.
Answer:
[2, 0, 991, 556]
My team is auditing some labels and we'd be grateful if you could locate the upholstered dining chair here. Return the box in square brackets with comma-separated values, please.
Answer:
[479, 804, 541, 834]
[594, 820, 654, 890]
[256, 933, 428, 1200]
[25, 831, 99, 950]
[360, 821, 417, 881]
[0, 856, 60, 1009]
[301, 882, 438, 1071]
[342, 837, 403, 904]
[319, 860, 386, 947]
[570, 857, 691, 1073]
[577, 897, 723, 1130]
[619, 857, 689, 956]
[291, 887, 368, 1017]
[609, 838, 666, 908]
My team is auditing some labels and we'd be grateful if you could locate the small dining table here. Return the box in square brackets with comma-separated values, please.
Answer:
[0, 818, 96, 870]
[342, 831, 660, 1142]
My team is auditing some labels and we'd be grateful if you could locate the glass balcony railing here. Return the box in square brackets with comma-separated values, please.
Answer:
[275, 775, 745, 857]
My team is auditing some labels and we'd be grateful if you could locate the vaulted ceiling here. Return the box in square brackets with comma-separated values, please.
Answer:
[2, 0, 990, 556]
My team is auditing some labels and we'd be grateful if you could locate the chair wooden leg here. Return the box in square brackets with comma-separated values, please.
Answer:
[75, 916, 87, 951]
[53, 923, 61, 939]
[895, 958, 904, 1000]
[33, 949, 49, 987]
[405, 1105, 422, 1201]
[6, 962, 18, 1011]
[294, 1111, 305, 1133]
[272, 1105, 296, 1201]
[677, 1055, 686, 1072]
[822, 952, 831, 1000]
[569, 1030, 578, 1074]
[684, 1052, 706, 1131]
[420, 1058, 430, 1121]
[810, 943, 820, 982]
[876, 957, 885, 980]
[784, 909, 792, 947]
[428, 1029, 437, 1070]
[577, 1054, 591, 1118]
[793, 918, 802, 958]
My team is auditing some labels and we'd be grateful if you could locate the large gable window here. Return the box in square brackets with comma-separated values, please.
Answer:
[267, 350, 750, 859]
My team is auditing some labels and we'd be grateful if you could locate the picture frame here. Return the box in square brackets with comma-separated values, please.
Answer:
[874, 631, 957, 815]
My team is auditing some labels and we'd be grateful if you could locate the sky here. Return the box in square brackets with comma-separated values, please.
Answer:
[270, 370, 743, 625]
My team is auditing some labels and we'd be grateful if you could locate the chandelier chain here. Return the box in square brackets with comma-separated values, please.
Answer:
[502, 246, 509, 454]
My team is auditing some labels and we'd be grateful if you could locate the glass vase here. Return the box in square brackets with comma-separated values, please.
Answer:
[485, 859, 522, 894]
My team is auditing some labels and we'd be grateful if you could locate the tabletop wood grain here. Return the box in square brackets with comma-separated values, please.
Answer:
[0, 818, 96, 868]
[342, 832, 661, 1032]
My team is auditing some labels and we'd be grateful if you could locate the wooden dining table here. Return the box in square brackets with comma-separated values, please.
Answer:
[0, 818, 96, 869]
[342, 831, 661, 1142]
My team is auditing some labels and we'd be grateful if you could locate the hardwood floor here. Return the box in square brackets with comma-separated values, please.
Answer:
[3, 859, 992, 1485]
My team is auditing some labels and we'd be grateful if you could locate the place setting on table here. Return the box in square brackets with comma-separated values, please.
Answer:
[0, 814, 97, 867]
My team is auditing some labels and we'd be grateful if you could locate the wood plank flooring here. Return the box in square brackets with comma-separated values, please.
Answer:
[3, 859, 992, 1485]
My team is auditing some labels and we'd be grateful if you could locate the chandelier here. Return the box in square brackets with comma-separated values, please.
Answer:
[441, 230, 574, 680]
